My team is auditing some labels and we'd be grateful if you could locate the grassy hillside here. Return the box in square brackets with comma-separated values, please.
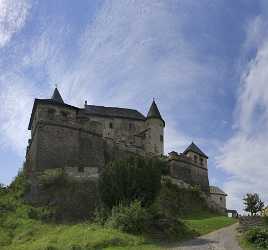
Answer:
[0, 200, 236, 250]
[0, 166, 237, 250]
[183, 212, 237, 235]
[0, 211, 236, 250]
[0, 221, 160, 250]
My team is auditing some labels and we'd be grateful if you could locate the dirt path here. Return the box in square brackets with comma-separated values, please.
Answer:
[166, 223, 242, 250]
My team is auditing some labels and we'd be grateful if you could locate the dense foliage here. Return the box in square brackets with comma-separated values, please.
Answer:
[98, 164, 211, 240]
[155, 177, 208, 218]
[98, 157, 163, 209]
[243, 193, 265, 216]
[106, 200, 148, 234]
[245, 227, 268, 248]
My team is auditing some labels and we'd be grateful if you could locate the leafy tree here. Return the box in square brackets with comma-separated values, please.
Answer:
[243, 193, 265, 216]
[98, 157, 162, 209]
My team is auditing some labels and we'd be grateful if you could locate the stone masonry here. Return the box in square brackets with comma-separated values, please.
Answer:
[25, 88, 227, 211]
[26, 88, 164, 178]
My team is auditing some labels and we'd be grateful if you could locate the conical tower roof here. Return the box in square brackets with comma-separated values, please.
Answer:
[51, 87, 64, 103]
[146, 100, 163, 120]
[183, 142, 208, 158]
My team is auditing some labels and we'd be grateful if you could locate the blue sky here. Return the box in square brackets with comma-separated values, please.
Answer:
[0, 0, 268, 212]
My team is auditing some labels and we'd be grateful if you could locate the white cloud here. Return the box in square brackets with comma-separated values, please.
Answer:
[218, 16, 268, 212]
[0, 0, 229, 191]
[0, 0, 31, 48]
[0, 73, 36, 155]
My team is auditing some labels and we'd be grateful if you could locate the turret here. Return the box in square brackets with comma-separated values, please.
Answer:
[51, 87, 64, 103]
[145, 100, 165, 155]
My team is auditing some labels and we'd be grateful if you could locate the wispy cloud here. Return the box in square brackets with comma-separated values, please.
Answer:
[217, 15, 268, 212]
[0, 0, 31, 48]
[0, 0, 220, 157]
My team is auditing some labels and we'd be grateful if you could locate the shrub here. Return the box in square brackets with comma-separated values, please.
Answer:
[264, 216, 268, 225]
[99, 156, 161, 209]
[106, 200, 147, 234]
[0, 183, 7, 195]
[155, 177, 208, 218]
[9, 165, 30, 198]
[28, 206, 56, 221]
[145, 202, 194, 241]
[245, 227, 268, 248]
[38, 168, 65, 187]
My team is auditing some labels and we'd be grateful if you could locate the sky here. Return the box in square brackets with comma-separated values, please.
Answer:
[0, 0, 268, 213]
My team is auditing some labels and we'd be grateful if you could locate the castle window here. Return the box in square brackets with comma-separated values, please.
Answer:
[48, 108, 56, 119]
[109, 122, 113, 129]
[160, 135, 163, 142]
[129, 123, 132, 130]
[220, 197, 223, 201]
[200, 158, 204, 166]
[194, 155, 197, 163]
[61, 111, 68, 118]
[78, 167, 84, 173]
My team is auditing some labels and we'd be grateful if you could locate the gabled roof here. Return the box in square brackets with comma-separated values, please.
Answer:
[51, 88, 64, 103]
[183, 142, 208, 159]
[84, 105, 146, 121]
[210, 186, 227, 196]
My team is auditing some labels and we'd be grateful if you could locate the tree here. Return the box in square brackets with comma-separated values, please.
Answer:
[243, 193, 265, 216]
[98, 157, 162, 209]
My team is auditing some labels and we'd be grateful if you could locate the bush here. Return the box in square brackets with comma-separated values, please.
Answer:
[9, 165, 30, 198]
[99, 157, 162, 209]
[264, 216, 268, 225]
[155, 177, 208, 218]
[245, 227, 268, 248]
[0, 183, 7, 195]
[28, 206, 56, 221]
[145, 202, 194, 241]
[106, 200, 147, 234]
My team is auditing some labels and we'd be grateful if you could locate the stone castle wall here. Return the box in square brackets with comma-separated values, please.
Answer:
[168, 154, 209, 192]
[26, 103, 105, 175]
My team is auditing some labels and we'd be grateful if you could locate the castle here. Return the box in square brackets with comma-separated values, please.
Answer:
[25, 88, 227, 212]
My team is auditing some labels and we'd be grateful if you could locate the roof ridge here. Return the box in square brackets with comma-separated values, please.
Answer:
[86, 104, 141, 111]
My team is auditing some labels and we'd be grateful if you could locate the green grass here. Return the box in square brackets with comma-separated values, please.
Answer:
[0, 210, 237, 250]
[183, 214, 237, 236]
[0, 220, 161, 250]
[0, 174, 237, 250]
